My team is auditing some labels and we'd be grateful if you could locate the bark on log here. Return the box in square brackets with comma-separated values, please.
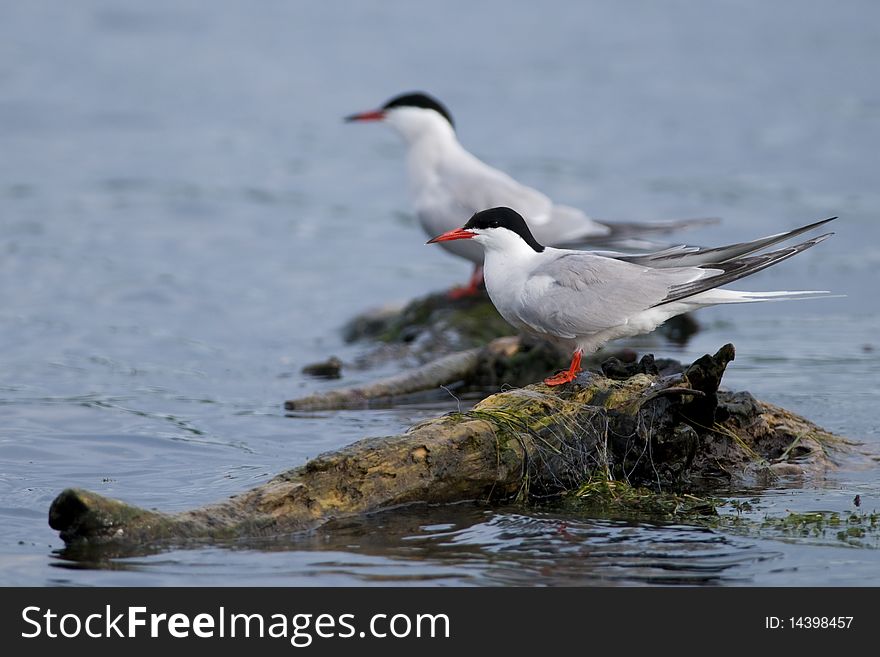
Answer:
[49, 345, 853, 553]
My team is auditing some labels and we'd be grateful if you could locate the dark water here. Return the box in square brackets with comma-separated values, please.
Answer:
[1, 0, 879, 586]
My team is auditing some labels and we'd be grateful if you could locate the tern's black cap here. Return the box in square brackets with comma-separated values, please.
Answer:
[382, 92, 455, 128]
[464, 207, 545, 252]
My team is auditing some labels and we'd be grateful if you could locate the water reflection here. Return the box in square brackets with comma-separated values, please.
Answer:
[51, 504, 778, 586]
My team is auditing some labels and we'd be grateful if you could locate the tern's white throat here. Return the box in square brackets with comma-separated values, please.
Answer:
[472, 226, 545, 259]
[384, 106, 457, 146]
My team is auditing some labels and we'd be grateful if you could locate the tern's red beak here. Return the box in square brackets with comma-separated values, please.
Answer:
[344, 109, 386, 122]
[427, 228, 476, 244]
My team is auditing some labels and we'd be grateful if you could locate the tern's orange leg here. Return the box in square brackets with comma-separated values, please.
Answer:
[448, 265, 484, 300]
[543, 350, 583, 386]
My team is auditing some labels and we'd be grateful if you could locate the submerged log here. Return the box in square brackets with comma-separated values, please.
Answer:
[288, 345, 485, 411]
[49, 345, 854, 552]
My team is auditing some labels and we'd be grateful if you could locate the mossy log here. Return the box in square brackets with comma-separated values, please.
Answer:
[49, 345, 852, 552]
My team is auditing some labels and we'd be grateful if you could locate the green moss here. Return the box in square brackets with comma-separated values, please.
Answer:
[562, 479, 719, 519]
[561, 488, 880, 550]
[716, 507, 880, 549]
[445, 302, 512, 344]
[372, 294, 508, 345]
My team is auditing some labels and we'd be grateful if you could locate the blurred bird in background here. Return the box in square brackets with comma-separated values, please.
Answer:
[347, 91, 718, 298]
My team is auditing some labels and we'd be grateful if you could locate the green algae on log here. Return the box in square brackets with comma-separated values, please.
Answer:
[341, 291, 512, 350]
[49, 345, 853, 551]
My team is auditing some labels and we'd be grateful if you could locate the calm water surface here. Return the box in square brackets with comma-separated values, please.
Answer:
[1, 0, 879, 585]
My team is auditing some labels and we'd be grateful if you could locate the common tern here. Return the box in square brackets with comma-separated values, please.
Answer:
[346, 91, 717, 298]
[428, 207, 835, 385]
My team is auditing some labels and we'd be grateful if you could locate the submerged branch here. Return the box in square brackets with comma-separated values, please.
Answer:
[286, 337, 520, 411]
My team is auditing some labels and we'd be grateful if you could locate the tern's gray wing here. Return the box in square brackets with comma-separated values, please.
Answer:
[432, 163, 612, 245]
[421, 149, 665, 246]
[532, 204, 610, 243]
[437, 152, 554, 222]
[514, 252, 702, 338]
[416, 153, 552, 246]
[653, 231, 834, 306]
[614, 217, 836, 268]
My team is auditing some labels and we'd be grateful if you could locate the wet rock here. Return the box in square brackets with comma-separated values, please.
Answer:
[684, 343, 736, 395]
[601, 353, 686, 380]
[677, 343, 736, 426]
[601, 353, 659, 379]
[663, 313, 701, 344]
[301, 356, 343, 379]
[341, 304, 404, 343]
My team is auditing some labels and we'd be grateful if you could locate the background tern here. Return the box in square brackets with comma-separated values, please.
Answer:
[428, 207, 835, 385]
[346, 92, 718, 298]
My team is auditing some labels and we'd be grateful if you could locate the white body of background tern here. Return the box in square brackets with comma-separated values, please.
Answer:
[346, 92, 717, 297]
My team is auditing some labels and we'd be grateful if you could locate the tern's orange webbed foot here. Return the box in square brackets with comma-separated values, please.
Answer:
[543, 370, 578, 386]
[543, 350, 583, 386]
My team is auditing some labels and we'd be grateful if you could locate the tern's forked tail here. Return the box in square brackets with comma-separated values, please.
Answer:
[654, 229, 835, 307]
[681, 288, 838, 306]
